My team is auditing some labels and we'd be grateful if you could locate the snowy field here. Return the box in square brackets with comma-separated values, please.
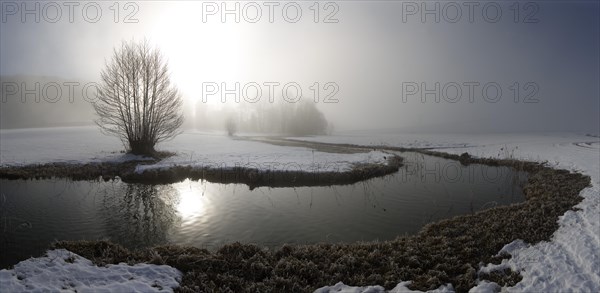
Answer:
[1, 128, 598, 292]
[0, 126, 389, 172]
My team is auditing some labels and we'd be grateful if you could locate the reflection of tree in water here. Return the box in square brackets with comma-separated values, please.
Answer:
[100, 183, 180, 249]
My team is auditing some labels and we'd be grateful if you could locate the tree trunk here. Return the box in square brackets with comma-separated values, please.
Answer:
[129, 140, 156, 156]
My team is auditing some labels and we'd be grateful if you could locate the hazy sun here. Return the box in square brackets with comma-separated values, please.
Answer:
[148, 3, 247, 105]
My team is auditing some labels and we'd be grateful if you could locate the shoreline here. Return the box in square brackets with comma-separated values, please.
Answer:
[0, 155, 403, 189]
[2, 142, 589, 292]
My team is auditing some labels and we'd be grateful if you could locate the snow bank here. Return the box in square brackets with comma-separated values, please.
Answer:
[134, 149, 389, 174]
[0, 249, 181, 292]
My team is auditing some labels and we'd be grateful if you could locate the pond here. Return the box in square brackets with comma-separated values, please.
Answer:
[0, 152, 528, 268]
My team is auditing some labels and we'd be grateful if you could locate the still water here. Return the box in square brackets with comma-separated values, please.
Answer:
[0, 152, 527, 268]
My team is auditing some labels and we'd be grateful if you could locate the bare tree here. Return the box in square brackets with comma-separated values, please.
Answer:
[93, 40, 183, 156]
[225, 116, 237, 136]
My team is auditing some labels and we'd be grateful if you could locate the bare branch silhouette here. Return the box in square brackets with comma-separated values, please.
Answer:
[93, 39, 183, 156]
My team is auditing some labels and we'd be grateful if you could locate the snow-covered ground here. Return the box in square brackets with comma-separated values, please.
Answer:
[0, 126, 388, 172]
[288, 131, 479, 149]
[315, 281, 454, 293]
[304, 131, 600, 293]
[0, 249, 181, 292]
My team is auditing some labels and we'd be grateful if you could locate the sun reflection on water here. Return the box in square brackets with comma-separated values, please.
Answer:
[174, 179, 209, 220]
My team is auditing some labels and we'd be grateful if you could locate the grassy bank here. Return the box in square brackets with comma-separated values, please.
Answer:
[49, 148, 589, 292]
[0, 156, 403, 189]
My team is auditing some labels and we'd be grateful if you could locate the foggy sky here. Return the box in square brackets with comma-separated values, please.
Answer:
[1, 1, 598, 133]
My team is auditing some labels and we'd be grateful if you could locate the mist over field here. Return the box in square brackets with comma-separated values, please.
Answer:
[1, 1, 598, 133]
[0, 75, 96, 128]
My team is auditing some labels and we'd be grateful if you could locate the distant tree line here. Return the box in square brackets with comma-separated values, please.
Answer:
[195, 99, 331, 136]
